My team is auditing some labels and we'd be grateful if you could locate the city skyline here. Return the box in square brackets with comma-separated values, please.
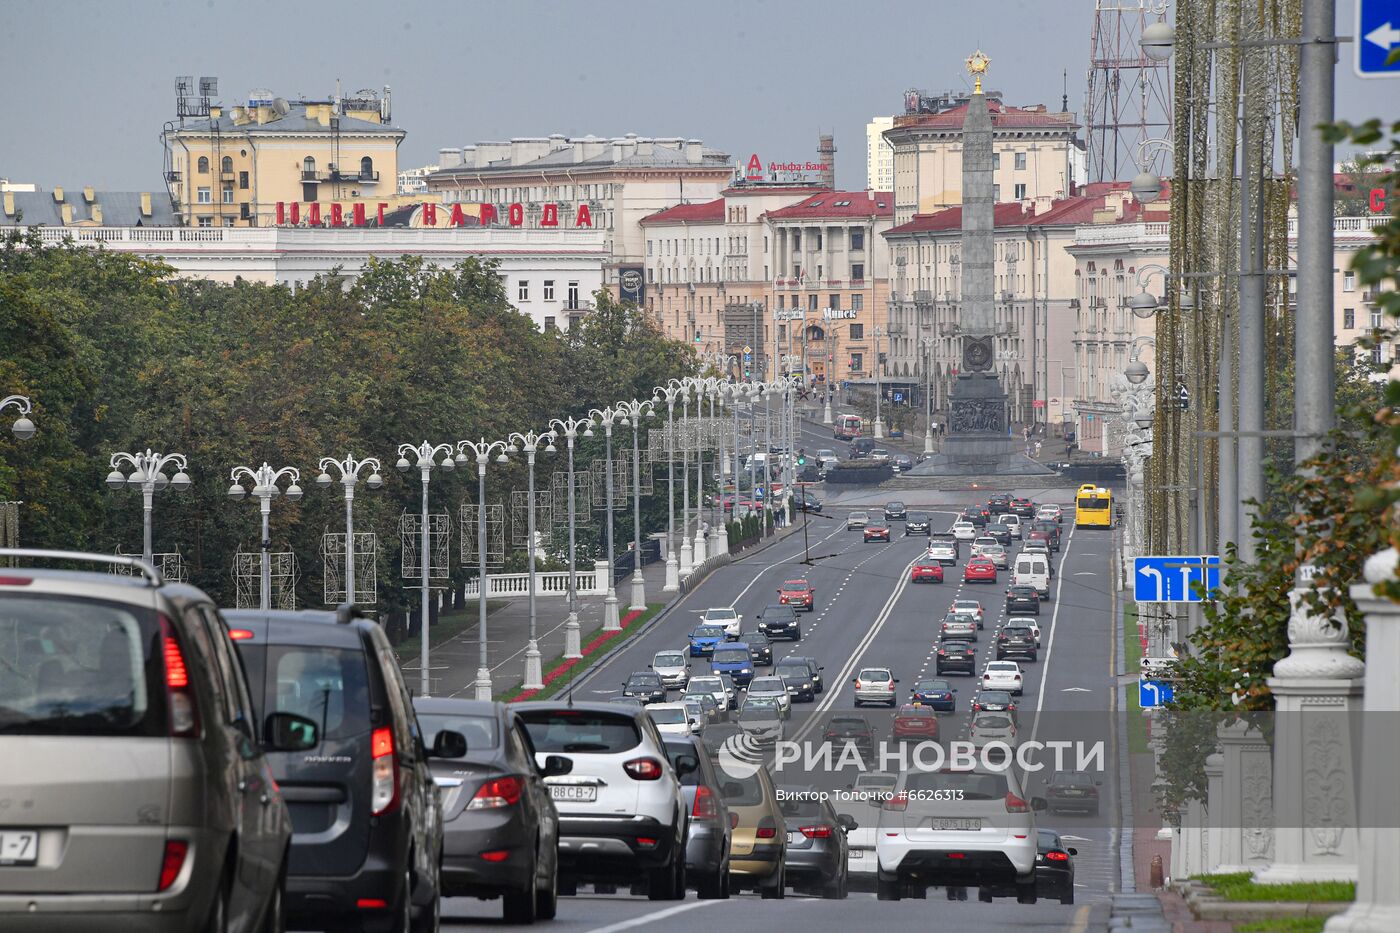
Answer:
[4, 0, 1393, 193]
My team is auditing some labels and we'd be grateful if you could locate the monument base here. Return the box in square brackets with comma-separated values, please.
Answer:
[906, 374, 1055, 477]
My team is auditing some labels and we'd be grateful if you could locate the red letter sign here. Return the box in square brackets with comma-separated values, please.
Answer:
[308, 202, 321, 226]
[1371, 187, 1387, 213]
[330, 203, 344, 227]
[480, 203, 497, 225]
[377, 202, 386, 225]
[352, 203, 366, 226]
[289, 202, 300, 225]
[276, 201, 285, 225]
[450, 203, 466, 227]
[575, 204, 592, 227]
[509, 202, 524, 226]
[746, 153, 764, 181]
[541, 203, 559, 227]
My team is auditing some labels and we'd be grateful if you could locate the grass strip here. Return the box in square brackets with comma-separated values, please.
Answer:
[1236, 918, 1327, 933]
[1124, 603, 1149, 754]
[1193, 873, 1355, 903]
[498, 603, 664, 703]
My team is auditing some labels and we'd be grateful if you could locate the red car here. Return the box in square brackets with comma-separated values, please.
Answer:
[963, 556, 998, 583]
[910, 559, 945, 584]
[892, 704, 940, 742]
[777, 578, 815, 611]
[864, 524, 891, 543]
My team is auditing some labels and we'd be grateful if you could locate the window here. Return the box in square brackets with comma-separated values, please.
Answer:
[220, 155, 233, 174]
[567, 281, 579, 309]
[647, 240, 653, 256]
[197, 156, 209, 173]
[1344, 308, 1355, 329]
[993, 185, 1000, 201]
[850, 352, 863, 371]
[360, 156, 373, 178]
[829, 294, 841, 310]
[816, 232, 823, 249]
[850, 323, 865, 339]
[808, 294, 818, 311]
[221, 183, 234, 204]
[1343, 271, 1356, 292]
[238, 170, 249, 190]
[992, 152, 1001, 169]
[518, 280, 530, 302]
[543, 316, 557, 331]
[1015, 152, 1027, 170]
[851, 229, 865, 250]
[1372, 310, 1384, 329]
[1014, 183, 1027, 200]
[1372, 344, 1383, 365]
[240, 202, 250, 219]
[198, 216, 212, 227]
[543, 280, 555, 301]
[196, 186, 212, 204]
[852, 294, 864, 311]
[851, 263, 865, 282]
[223, 217, 235, 227]
[793, 231, 801, 250]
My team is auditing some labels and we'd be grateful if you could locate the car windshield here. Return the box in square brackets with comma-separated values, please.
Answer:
[917, 680, 951, 692]
[245, 644, 373, 742]
[887, 502, 904, 509]
[849, 512, 868, 520]
[749, 677, 784, 691]
[712, 648, 750, 664]
[627, 673, 661, 687]
[915, 559, 940, 568]
[856, 773, 896, 790]
[774, 663, 808, 678]
[720, 771, 767, 805]
[943, 641, 972, 650]
[690, 676, 722, 691]
[416, 712, 499, 751]
[705, 608, 737, 620]
[974, 714, 1013, 729]
[649, 707, 687, 724]
[904, 770, 1010, 800]
[1053, 771, 1095, 786]
[692, 626, 724, 639]
[909, 512, 928, 521]
[898, 706, 934, 718]
[743, 632, 770, 645]
[0, 595, 165, 737]
[742, 697, 780, 712]
[858, 669, 891, 681]
[987, 663, 1019, 673]
[778, 789, 824, 817]
[979, 691, 1012, 704]
[1004, 627, 1034, 638]
[782, 580, 810, 591]
[519, 709, 643, 754]
[654, 653, 685, 667]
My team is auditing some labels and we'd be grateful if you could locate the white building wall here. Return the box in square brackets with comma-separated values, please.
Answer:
[866, 117, 895, 191]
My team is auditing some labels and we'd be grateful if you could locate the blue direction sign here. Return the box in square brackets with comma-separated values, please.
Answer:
[1139, 678, 1174, 709]
[1357, 1, 1400, 78]
[1133, 555, 1221, 603]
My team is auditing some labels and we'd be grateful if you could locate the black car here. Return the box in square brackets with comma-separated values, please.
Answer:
[662, 735, 734, 899]
[909, 678, 957, 711]
[741, 630, 774, 666]
[1011, 497, 1037, 519]
[905, 512, 932, 535]
[986, 494, 1011, 514]
[981, 830, 1076, 905]
[774, 658, 820, 702]
[1006, 585, 1041, 614]
[228, 607, 445, 933]
[1045, 770, 1102, 816]
[959, 508, 990, 527]
[849, 437, 876, 459]
[414, 698, 568, 922]
[892, 453, 915, 473]
[972, 689, 1018, 719]
[883, 501, 907, 522]
[984, 524, 1012, 546]
[783, 654, 825, 693]
[823, 715, 876, 758]
[623, 670, 668, 704]
[756, 603, 801, 641]
[935, 640, 977, 675]
[795, 491, 823, 513]
[778, 786, 852, 898]
[996, 625, 1039, 662]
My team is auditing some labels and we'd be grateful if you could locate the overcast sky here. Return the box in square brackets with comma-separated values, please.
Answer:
[2, 0, 1394, 192]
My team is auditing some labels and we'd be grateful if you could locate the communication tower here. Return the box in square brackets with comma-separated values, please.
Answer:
[1084, 1, 1172, 182]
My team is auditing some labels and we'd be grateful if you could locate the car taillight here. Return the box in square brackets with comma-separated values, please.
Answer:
[227, 628, 254, 640]
[157, 840, 188, 891]
[623, 757, 663, 780]
[801, 824, 833, 839]
[1005, 792, 1030, 813]
[370, 726, 398, 815]
[160, 617, 199, 737]
[468, 775, 523, 810]
[756, 821, 778, 839]
[1045, 850, 1069, 861]
[692, 784, 720, 819]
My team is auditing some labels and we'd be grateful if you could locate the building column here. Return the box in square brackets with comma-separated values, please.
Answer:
[1203, 751, 1226, 874]
[1214, 718, 1275, 875]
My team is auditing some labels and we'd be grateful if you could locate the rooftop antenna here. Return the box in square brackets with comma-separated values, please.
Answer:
[1062, 70, 1069, 113]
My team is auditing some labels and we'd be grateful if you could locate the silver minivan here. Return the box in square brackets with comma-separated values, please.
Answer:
[0, 550, 318, 932]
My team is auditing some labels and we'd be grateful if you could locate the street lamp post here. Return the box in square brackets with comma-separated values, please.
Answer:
[107, 449, 192, 565]
[920, 337, 936, 454]
[614, 399, 655, 610]
[395, 441, 456, 696]
[315, 454, 383, 607]
[455, 438, 511, 700]
[588, 405, 629, 632]
[653, 385, 684, 592]
[507, 429, 556, 690]
[873, 326, 885, 439]
[549, 416, 593, 658]
[692, 378, 716, 565]
[227, 462, 303, 611]
[3, 395, 36, 440]
[675, 378, 696, 575]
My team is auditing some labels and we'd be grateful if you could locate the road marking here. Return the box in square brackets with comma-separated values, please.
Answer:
[1028, 521, 1077, 746]
[583, 899, 725, 932]
[1061, 687, 1092, 692]
[1068, 903, 1092, 933]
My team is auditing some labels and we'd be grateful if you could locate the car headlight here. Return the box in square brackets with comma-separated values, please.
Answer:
[741, 668, 751, 673]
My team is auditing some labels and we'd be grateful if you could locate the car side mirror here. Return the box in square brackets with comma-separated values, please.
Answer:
[893, 679, 900, 684]
[1031, 796, 1048, 812]
[837, 813, 858, 831]
[541, 755, 573, 777]
[427, 729, 468, 759]
[1066, 847, 1078, 857]
[264, 712, 319, 751]
[674, 754, 699, 776]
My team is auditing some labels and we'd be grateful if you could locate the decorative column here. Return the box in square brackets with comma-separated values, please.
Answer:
[1254, 589, 1364, 883]
[1203, 750, 1225, 874]
[1325, 548, 1400, 932]
[1215, 717, 1274, 875]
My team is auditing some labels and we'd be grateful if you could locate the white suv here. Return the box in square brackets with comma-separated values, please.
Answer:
[875, 767, 1045, 902]
[699, 606, 742, 639]
[517, 703, 689, 900]
[853, 667, 899, 707]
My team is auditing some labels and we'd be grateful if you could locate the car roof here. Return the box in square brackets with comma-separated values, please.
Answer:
[413, 696, 503, 717]
[513, 700, 649, 716]
[224, 608, 370, 648]
[781, 579, 810, 586]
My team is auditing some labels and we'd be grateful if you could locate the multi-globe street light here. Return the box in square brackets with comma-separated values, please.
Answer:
[3, 395, 36, 440]
[507, 428, 557, 690]
[227, 461, 303, 611]
[315, 454, 383, 607]
[692, 378, 718, 564]
[549, 415, 593, 658]
[652, 383, 685, 593]
[106, 449, 192, 565]
[588, 405, 630, 632]
[672, 377, 696, 575]
[455, 438, 511, 701]
[396, 441, 456, 696]
[613, 398, 655, 610]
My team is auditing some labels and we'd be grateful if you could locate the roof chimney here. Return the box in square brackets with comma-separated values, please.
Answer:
[209, 105, 222, 119]
[685, 139, 703, 164]
[818, 134, 836, 190]
[60, 203, 73, 224]
[52, 186, 64, 203]
[140, 192, 153, 216]
[90, 203, 103, 224]
[83, 186, 95, 203]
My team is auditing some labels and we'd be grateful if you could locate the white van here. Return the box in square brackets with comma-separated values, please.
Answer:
[1013, 553, 1051, 600]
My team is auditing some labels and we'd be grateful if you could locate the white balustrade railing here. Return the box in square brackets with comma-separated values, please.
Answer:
[463, 560, 610, 599]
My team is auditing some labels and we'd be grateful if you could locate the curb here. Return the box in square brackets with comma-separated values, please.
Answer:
[506, 605, 649, 703]
[1182, 882, 1351, 921]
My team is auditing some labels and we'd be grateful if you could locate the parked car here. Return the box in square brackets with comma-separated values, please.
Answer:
[905, 512, 932, 535]
[226, 604, 445, 933]
[661, 735, 733, 899]
[722, 766, 788, 898]
[0, 550, 315, 933]
[777, 578, 815, 611]
[516, 702, 689, 900]
[756, 603, 801, 641]
[777, 786, 852, 898]
[413, 697, 566, 923]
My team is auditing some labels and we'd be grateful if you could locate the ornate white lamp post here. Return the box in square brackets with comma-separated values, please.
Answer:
[674, 377, 697, 575]
[3, 395, 36, 440]
[107, 449, 192, 565]
[588, 404, 630, 632]
[315, 454, 383, 607]
[653, 384, 685, 592]
[549, 416, 593, 658]
[395, 441, 455, 696]
[227, 461, 303, 611]
[614, 399, 655, 610]
[507, 429, 556, 690]
[454, 438, 511, 701]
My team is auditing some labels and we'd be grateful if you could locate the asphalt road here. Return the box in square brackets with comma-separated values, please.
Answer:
[434, 484, 1121, 931]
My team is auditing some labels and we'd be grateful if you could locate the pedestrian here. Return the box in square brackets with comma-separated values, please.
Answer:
[1035, 441, 1042, 457]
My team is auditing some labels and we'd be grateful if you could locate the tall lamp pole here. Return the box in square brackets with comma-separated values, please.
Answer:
[107, 449, 192, 565]
[395, 441, 455, 696]
[675, 378, 696, 575]
[227, 462, 303, 611]
[455, 438, 511, 700]
[2, 395, 36, 440]
[873, 326, 885, 439]
[653, 384, 684, 593]
[549, 416, 593, 658]
[921, 337, 936, 454]
[588, 405, 629, 632]
[692, 378, 716, 565]
[614, 399, 655, 610]
[507, 429, 556, 690]
[315, 454, 383, 607]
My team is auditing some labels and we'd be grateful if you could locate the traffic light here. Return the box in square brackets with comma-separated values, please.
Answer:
[797, 449, 807, 466]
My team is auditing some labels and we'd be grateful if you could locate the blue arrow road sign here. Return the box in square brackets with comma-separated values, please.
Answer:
[1133, 555, 1222, 603]
[1139, 678, 1174, 709]
[1357, 0, 1400, 78]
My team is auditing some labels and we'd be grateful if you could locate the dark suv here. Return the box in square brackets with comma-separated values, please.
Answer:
[227, 606, 444, 933]
[849, 437, 876, 459]
[996, 625, 1039, 662]
[756, 603, 801, 641]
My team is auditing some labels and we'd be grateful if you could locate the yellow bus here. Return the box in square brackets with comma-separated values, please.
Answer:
[1074, 483, 1113, 528]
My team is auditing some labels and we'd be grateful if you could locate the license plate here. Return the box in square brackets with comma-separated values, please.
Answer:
[0, 831, 38, 866]
[787, 831, 799, 844]
[926, 818, 981, 831]
[850, 849, 865, 858]
[1061, 790, 1083, 796]
[549, 785, 598, 802]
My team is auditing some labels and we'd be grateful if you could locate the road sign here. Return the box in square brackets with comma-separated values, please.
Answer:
[742, 345, 753, 355]
[1357, 1, 1400, 77]
[892, 391, 905, 403]
[1139, 678, 1174, 709]
[1133, 555, 1221, 603]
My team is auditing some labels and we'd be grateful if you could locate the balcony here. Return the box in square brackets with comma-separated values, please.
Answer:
[164, 170, 181, 183]
[300, 170, 320, 182]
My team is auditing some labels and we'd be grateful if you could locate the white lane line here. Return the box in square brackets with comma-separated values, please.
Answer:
[583, 899, 725, 932]
[1027, 521, 1078, 746]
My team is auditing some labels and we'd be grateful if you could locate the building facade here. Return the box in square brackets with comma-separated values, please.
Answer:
[866, 117, 895, 191]
[161, 83, 407, 228]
